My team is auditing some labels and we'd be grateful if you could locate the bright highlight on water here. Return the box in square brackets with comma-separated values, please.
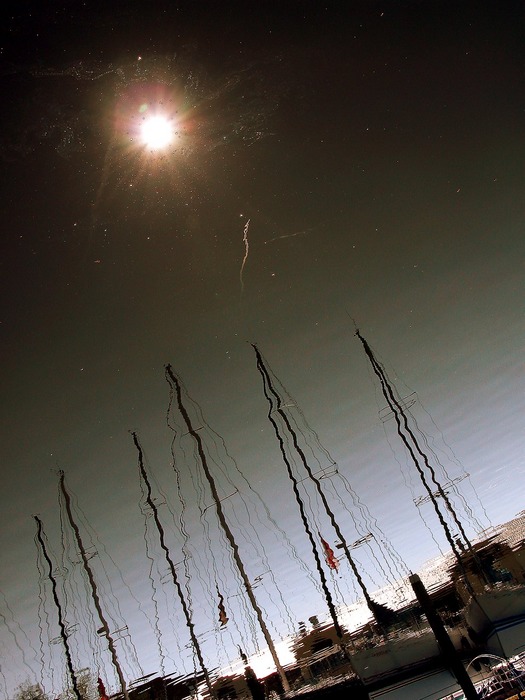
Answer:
[140, 115, 174, 150]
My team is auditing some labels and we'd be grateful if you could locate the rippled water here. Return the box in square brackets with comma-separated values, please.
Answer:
[1, 3, 524, 699]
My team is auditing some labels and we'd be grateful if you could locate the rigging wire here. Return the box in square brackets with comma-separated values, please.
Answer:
[33, 515, 82, 700]
[137, 475, 170, 679]
[408, 408, 488, 535]
[167, 374, 315, 635]
[165, 365, 291, 694]
[131, 432, 216, 699]
[167, 373, 290, 650]
[58, 470, 130, 700]
[363, 337, 480, 557]
[0, 661, 7, 700]
[58, 488, 105, 688]
[355, 330, 478, 594]
[377, 364, 493, 537]
[62, 489, 144, 680]
[252, 348, 346, 643]
[253, 344, 395, 630]
[265, 351, 409, 590]
[135, 436, 195, 671]
[0, 588, 37, 680]
[415, 398, 491, 530]
[166, 404, 200, 654]
[380, 411, 448, 562]
[34, 535, 52, 692]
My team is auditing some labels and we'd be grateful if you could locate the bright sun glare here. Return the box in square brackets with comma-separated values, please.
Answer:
[140, 115, 174, 150]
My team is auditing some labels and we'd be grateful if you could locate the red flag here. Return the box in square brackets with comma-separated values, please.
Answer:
[97, 677, 109, 700]
[320, 534, 339, 571]
[217, 587, 229, 627]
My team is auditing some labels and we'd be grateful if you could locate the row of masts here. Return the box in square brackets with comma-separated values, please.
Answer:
[33, 331, 487, 700]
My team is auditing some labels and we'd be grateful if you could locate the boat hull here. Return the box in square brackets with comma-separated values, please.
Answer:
[465, 586, 525, 658]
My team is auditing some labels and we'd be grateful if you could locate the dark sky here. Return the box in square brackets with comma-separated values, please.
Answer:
[1, 1, 524, 696]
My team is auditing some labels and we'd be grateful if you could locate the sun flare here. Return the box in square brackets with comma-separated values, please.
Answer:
[140, 115, 175, 150]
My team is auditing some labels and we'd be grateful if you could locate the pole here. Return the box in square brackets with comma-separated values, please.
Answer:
[34, 516, 83, 700]
[409, 574, 479, 700]
[131, 432, 216, 699]
[59, 471, 130, 700]
[166, 365, 291, 694]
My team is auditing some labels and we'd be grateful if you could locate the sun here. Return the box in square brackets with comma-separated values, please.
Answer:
[140, 114, 176, 150]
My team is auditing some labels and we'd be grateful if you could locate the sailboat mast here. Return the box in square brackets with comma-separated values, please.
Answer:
[253, 345, 376, 697]
[33, 515, 82, 700]
[252, 344, 389, 629]
[58, 472, 130, 700]
[355, 330, 476, 588]
[252, 352, 345, 640]
[165, 365, 291, 694]
[252, 347, 372, 696]
[130, 432, 216, 700]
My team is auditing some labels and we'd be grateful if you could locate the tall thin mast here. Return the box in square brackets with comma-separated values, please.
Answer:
[355, 330, 478, 590]
[58, 471, 130, 700]
[253, 347, 372, 697]
[130, 432, 216, 700]
[252, 344, 392, 629]
[34, 515, 82, 700]
[251, 351, 346, 641]
[165, 365, 291, 694]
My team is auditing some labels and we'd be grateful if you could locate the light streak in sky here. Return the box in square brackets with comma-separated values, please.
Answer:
[264, 227, 313, 245]
[239, 218, 251, 295]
